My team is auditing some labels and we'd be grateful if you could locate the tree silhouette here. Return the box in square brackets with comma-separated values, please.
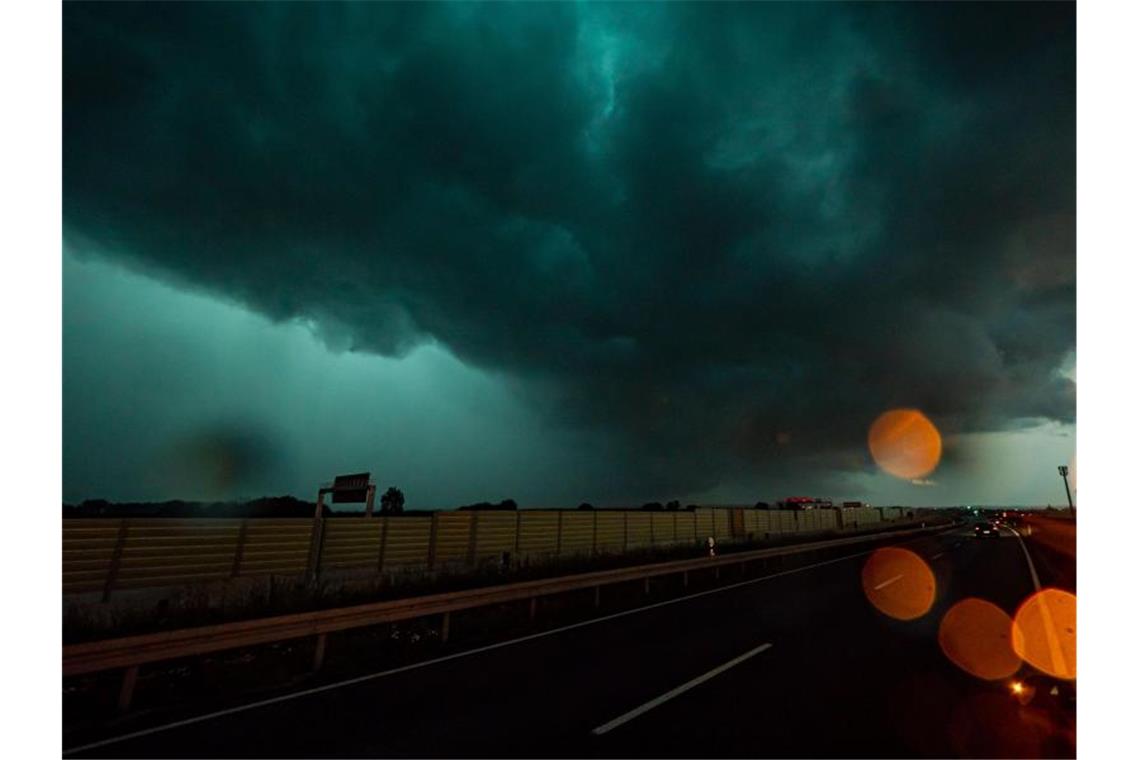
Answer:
[380, 487, 405, 514]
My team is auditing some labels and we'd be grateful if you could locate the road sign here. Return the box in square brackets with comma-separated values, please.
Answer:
[331, 472, 371, 503]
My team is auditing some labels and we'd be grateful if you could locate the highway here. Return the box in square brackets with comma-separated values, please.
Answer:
[66, 520, 1075, 758]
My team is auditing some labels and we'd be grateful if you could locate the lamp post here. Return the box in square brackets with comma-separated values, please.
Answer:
[1057, 465, 1074, 515]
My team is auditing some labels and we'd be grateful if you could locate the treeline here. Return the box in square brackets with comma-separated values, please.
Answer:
[637, 501, 699, 511]
[63, 495, 828, 518]
[62, 496, 321, 519]
[62, 494, 521, 518]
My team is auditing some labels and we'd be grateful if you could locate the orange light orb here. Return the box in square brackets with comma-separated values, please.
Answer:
[868, 408, 943, 480]
[938, 598, 1022, 680]
[1012, 588, 1077, 680]
[861, 547, 936, 620]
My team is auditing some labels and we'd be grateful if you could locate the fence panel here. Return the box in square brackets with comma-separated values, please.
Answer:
[713, 510, 732, 540]
[818, 509, 838, 531]
[595, 512, 625, 552]
[382, 517, 432, 568]
[433, 512, 473, 567]
[473, 512, 518, 560]
[694, 510, 714, 540]
[796, 510, 820, 533]
[651, 513, 676, 545]
[742, 510, 759, 536]
[239, 519, 314, 577]
[518, 512, 559, 557]
[560, 512, 594, 556]
[769, 510, 796, 533]
[753, 510, 771, 535]
[320, 518, 383, 572]
[63, 520, 121, 594]
[115, 520, 242, 589]
[677, 512, 698, 544]
[626, 512, 652, 548]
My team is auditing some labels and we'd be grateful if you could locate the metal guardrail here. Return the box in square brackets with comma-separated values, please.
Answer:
[64, 521, 950, 710]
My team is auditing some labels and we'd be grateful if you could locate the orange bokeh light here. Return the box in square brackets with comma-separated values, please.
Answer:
[868, 408, 942, 480]
[861, 547, 936, 620]
[938, 597, 1022, 680]
[1012, 588, 1076, 680]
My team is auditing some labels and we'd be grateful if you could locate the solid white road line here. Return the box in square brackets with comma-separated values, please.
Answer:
[1003, 525, 1041, 592]
[931, 552, 945, 559]
[591, 643, 774, 735]
[873, 574, 904, 590]
[1003, 524, 1069, 677]
[65, 528, 952, 756]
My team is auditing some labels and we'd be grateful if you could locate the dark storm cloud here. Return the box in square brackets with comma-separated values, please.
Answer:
[63, 2, 1074, 493]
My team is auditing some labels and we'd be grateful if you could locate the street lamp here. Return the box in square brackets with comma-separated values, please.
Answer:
[1057, 465, 1074, 514]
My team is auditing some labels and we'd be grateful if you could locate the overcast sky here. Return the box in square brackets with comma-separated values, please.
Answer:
[62, 2, 1075, 508]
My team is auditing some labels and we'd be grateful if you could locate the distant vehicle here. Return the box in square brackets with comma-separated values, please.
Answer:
[842, 501, 867, 509]
[975, 521, 1000, 539]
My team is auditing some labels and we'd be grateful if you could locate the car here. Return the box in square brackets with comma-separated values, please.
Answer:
[975, 522, 1000, 539]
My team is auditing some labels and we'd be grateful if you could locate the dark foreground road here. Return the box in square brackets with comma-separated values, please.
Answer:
[66, 522, 1075, 758]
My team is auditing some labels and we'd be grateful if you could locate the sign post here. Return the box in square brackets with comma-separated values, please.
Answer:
[1058, 465, 1074, 514]
[308, 472, 378, 581]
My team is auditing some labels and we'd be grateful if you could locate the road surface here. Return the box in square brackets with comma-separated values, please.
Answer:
[66, 520, 1075, 758]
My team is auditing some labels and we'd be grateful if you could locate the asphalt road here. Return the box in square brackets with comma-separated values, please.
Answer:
[67, 521, 1075, 758]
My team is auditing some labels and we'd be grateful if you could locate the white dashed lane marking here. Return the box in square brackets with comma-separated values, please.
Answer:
[873, 574, 904, 590]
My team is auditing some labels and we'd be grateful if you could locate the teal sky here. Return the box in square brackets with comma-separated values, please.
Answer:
[63, 3, 1075, 508]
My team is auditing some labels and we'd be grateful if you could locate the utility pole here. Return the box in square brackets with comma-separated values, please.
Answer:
[1057, 465, 1074, 515]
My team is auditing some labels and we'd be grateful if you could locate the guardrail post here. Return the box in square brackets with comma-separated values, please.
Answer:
[117, 665, 139, 712]
[306, 492, 326, 583]
[644, 577, 651, 595]
[307, 518, 328, 583]
[593, 585, 601, 607]
[230, 519, 249, 578]
[102, 519, 129, 603]
[312, 633, 327, 672]
[528, 596, 538, 622]
[441, 612, 451, 643]
[682, 570, 689, 588]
